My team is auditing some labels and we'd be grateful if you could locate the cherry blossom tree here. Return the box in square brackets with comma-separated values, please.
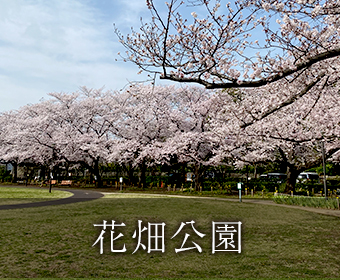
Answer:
[211, 77, 340, 191]
[0, 87, 122, 186]
[107, 84, 225, 189]
[0, 100, 65, 182]
[44, 87, 122, 187]
[109, 84, 178, 187]
[116, 0, 340, 126]
[149, 86, 224, 188]
[0, 110, 21, 182]
[116, 0, 340, 88]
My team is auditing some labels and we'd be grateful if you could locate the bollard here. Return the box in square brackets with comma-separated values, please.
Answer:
[337, 197, 339, 210]
[245, 188, 248, 196]
[200, 186, 202, 193]
[251, 189, 254, 197]
[181, 184, 184, 192]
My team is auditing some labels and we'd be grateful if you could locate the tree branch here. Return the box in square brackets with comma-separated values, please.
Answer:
[161, 48, 340, 88]
[240, 73, 325, 128]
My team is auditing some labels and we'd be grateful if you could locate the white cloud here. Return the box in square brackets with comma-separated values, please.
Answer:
[0, 0, 151, 112]
[108, 0, 150, 26]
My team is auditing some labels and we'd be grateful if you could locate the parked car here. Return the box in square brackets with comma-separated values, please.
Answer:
[296, 172, 320, 183]
[260, 173, 287, 183]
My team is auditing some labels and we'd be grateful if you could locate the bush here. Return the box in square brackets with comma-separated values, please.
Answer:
[247, 180, 281, 192]
[273, 195, 340, 210]
[0, 166, 12, 182]
[326, 177, 340, 188]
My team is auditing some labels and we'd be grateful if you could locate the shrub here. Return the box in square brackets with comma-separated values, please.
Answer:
[273, 195, 340, 210]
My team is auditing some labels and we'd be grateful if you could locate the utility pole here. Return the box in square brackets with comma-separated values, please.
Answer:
[321, 141, 327, 200]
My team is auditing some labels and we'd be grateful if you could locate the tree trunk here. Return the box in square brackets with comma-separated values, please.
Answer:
[245, 165, 249, 189]
[284, 166, 299, 193]
[11, 161, 18, 183]
[179, 162, 186, 187]
[125, 163, 137, 186]
[40, 165, 46, 181]
[139, 161, 146, 188]
[93, 159, 102, 188]
[194, 163, 201, 190]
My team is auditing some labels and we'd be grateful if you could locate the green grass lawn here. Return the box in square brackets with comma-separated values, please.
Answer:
[0, 193, 339, 278]
[0, 186, 73, 205]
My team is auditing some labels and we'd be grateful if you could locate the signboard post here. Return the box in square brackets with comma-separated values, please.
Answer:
[119, 177, 123, 191]
[237, 182, 243, 202]
[49, 172, 53, 193]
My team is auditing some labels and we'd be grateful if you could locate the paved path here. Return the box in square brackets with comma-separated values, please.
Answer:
[1, 185, 339, 218]
[0, 186, 104, 210]
[102, 192, 340, 218]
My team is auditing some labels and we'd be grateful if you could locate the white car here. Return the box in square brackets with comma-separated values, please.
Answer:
[260, 173, 287, 183]
[296, 172, 319, 183]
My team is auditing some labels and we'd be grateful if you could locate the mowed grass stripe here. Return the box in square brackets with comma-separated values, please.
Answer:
[0, 186, 73, 205]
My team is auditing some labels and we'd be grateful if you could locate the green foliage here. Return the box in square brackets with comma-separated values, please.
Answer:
[273, 195, 340, 210]
[293, 181, 340, 195]
[146, 175, 168, 187]
[246, 179, 281, 192]
[0, 165, 5, 176]
[315, 163, 336, 175]
[0, 165, 12, 182]
[326, 177, 340, 188]
[294, 182, 323, 195]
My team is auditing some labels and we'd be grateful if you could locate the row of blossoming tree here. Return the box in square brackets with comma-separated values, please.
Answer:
[0, 85, 220, 189]
[0, 81, 340, 191]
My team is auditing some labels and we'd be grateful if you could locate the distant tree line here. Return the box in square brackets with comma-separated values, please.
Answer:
[0, 83, 339, 191]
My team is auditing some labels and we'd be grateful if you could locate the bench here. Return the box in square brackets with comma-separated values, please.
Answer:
[60, 180, 72, 186]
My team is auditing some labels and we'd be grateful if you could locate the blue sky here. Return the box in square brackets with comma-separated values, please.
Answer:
[0, 0, 271, 112]
[0, 0, 157, 112]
